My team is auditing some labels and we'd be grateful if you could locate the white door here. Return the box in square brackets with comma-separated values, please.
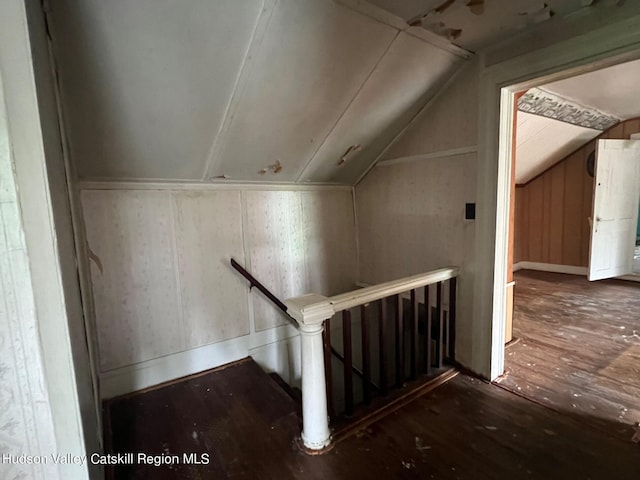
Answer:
[588, 139, 640, 281]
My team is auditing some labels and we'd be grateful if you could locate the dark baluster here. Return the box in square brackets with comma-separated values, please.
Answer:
[424, 284, 431, 374]
[322, 318, 334, 418]
[395, 294, 404, 388]
[343, 310, 354, 416]
[410, 289, 418, 380]
[361, 305, 371, 405]
[435, 281, 444, 368]
[378, 298, 387, 396]
[448, 277, 457, 361]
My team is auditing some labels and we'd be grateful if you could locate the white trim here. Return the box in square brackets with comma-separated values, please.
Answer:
[335, 0, 407, 30]
[292, 269, 458, 323]
[100, 323, 299, 399]
[376, 146, 478, 167]
[616, 274, 640, 283]
[352, 186, 361, 285]
[288, 267, 459, 317]
[78, 180, 352, 192]
[513, 262, 588, 276]
[334, 0, 471, 59]
[478, 12, 640, 381]
[331, 267, 458, 312]
[285, 294, 333, 326]
[1, 1, 91, 477]
[100, 336, 249, 399]
[44, 11, 104, 442]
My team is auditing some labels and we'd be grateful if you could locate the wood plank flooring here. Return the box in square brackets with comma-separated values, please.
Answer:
[105, 355, 640, 479]
[498, 270, 640, 442]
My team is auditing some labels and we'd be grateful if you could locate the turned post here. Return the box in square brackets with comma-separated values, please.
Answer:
[285, 294, 334, 452]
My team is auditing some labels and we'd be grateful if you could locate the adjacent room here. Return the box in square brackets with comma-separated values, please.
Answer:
[501, 59, 640, 441]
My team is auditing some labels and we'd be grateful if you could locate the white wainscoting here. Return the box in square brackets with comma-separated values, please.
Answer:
[80, 185, 357, 398]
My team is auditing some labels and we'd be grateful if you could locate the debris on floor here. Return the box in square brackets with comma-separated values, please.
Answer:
[632, 423, 640, 443]
[415, 436, 431, 451]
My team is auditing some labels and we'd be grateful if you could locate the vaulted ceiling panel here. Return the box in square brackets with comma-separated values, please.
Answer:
[208, 0, 397, 182]
[365, 0, 592, 51]
[515, 112, 599, 183]
[49, 0, 264, 180]
[300, 32, 462, 184]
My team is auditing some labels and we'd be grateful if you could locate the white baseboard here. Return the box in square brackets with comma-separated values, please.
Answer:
[617, 274, 640, 283]
[100, 324, 299, 399]
[514, 262, 640, 282]
[513, 261, 587, 276]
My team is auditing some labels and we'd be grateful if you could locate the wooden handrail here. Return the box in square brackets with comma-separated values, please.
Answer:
[230, 258, 371, 389]
[287, 266, 460, 428]
[230, 258, 298, 327]
[283, 266, 460, 451]
[328, 267, 460, 313]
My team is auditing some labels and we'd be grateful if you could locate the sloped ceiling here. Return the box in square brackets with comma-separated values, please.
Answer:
[515, 112, 600, 183]
[48, 0, 467, 185]
[516, 58, 640, 184]
[542, 58, 640, 120]
[362, 0, 596, 51]
[48, 0, 627, 185]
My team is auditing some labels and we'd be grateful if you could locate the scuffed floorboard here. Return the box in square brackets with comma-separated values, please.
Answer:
[499, 270, 640, 442]
[105, 355, 640, 479]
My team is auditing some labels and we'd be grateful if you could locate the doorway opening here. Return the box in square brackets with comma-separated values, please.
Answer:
[497, 59, 640, 441]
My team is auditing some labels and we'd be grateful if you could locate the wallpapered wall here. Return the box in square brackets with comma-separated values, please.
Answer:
[0, 78, 60, 480]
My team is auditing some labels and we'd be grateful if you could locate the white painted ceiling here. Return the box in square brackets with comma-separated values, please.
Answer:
[542, 58, 640, 120]
[515, 112, 599, 183]
[516, 58, 640, 184]
[362, 0, 596, 51]
[49, 0, 466, 184]
[47, 0, 630, 185]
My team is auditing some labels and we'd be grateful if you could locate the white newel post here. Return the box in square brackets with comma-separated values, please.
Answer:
[285, 294, 335, 452]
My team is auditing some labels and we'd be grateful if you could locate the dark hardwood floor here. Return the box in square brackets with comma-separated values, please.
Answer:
[105, 355, 640, 479]
[498, 270, 640, 442]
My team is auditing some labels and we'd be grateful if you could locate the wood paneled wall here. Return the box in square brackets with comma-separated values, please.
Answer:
[81, 187, 357, 373]
[515, 118, 640, 267]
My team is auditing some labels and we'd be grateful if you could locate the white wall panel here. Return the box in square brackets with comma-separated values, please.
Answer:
[50, 0, 264, 179]
[382, 59, 479, 160]
[302, 32, 461, 184]
[174, 191, 250, 347]
[301, 190, 357, 295]
[245, 191, 308, 331]
[210, 0, 396, 182]
[81, 185, 357, 394]
[355, 153, 476, 366]
[357, 154, 476, 282]
[82, 190, 183, 370]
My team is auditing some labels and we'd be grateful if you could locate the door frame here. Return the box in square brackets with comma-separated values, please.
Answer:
[474, 14, 640, 380]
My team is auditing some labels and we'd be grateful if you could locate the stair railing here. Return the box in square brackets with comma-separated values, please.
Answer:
[231, 258, 459, 453]
[285, 266, 460, 453]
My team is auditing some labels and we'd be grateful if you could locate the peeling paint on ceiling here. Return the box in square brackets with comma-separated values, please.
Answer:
[47, 0, 630, 186]
[366, 0, 604, 50]
[48, 0, 464, 185]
